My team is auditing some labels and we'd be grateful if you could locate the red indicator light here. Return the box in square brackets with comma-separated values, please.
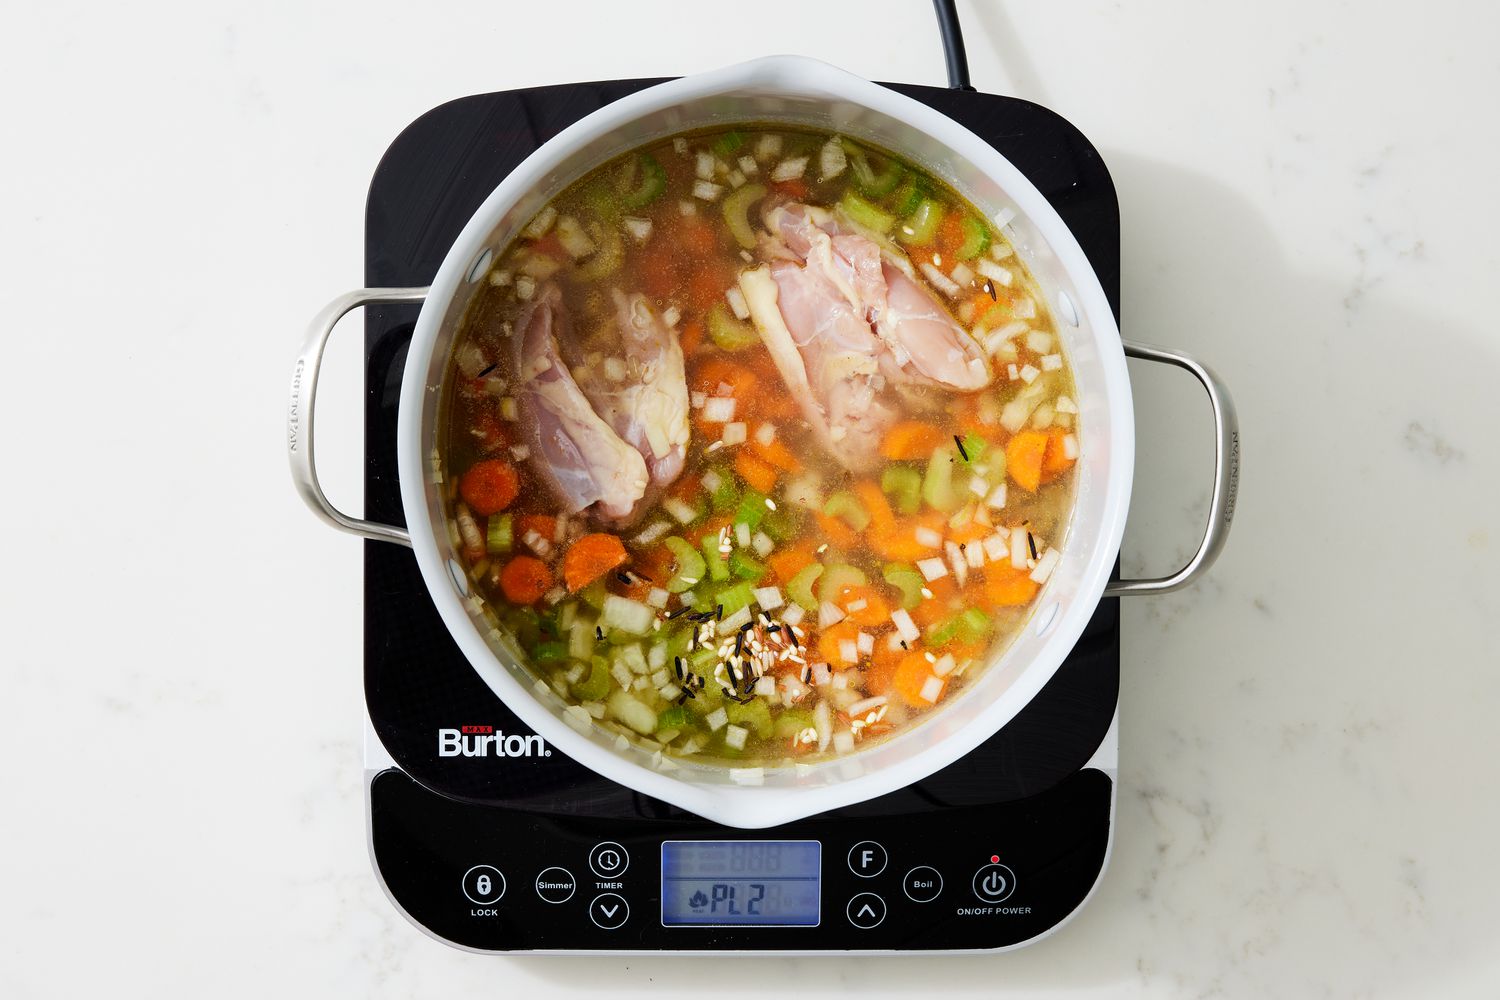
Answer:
[990, 854, 999, 863]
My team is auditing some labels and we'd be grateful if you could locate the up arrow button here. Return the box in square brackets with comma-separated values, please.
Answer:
[846, 892, 887, 929]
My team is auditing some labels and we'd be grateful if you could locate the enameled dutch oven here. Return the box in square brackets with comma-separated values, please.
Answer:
[288, 56, 1239, 828]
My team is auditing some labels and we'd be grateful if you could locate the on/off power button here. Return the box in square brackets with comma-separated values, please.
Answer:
[972, 863, 1016, 903]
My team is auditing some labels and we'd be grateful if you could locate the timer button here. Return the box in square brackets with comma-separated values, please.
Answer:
[589, 892, 630, 930]
[461, 865, 506, 905]
[902, 866, 943, 903]
[972, 863, 1016, 903]
[846, 892, 887, 929]
[847, 841, 888, 877]
[589, 842, 630, 878]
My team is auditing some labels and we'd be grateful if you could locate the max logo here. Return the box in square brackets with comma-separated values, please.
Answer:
[438, 725, 551, 758]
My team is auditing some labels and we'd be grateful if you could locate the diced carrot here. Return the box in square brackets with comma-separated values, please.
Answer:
[837, 585, 891, 628]
[864, 640, 905, 696]
[935, 213, 966, 261]
[734, 449, 778, 494]
[948, 519, 992, 545]
[984, 562, 1039, 606]
[562, 533, 628, 592]
[892, 652, 944, 708]
[639, 252, 678, 300]
[771, 178, 809, 200]
[686, 266, 728, 314]
[528, 232, 565, 260]
[676, 216, 718, 256]
[879, 420, 948, 460]
[678, 319, 704, 356]
[748, 431, 803, 474]
[498, 556, 552, 605]
[850, 480, 894, 530]
[515, 514, 558, 546]
[458, 459, 520, 516]
[1039, 427, 1076, 484]
[814, 511, 860, 550]
[622, 543, 674, 600]
[692, 357, 757, 398]
[910, 573, 957, 627]
[817, 621, 863, 670]
[1006, 430, 1049, 493]
[768, 542, 816, 585]
[869, 509, 946, 562]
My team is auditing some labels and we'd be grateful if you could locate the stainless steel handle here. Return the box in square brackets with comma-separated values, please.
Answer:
[287, 287, 429, 546]
[1105, 339, 1240, 597]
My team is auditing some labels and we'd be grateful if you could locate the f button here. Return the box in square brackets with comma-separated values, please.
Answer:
[847, 841, 888, 878]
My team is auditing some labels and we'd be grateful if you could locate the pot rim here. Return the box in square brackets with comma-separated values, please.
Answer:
[395, 54, 1133, 828]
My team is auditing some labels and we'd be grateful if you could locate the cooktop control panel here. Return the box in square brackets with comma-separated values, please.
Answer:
[370, 767, 1111, 952]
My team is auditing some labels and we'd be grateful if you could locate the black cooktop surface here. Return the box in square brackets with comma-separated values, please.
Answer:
[360, 76, 1121, 953]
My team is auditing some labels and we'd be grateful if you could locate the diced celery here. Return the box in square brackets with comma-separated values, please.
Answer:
[822, 490, 871, 531]
[726, 699, 774, 739]
[880, 465, 923, 515]
[708, 465, 740, 512]
[956, 607, 991, 643]
[578, 579, 608, 611]
[788, 564, 823, 610]
[922, 446, 962, 512]
[721, 182, 767, 250]
[761, 504, 804, 543]
[716, 580, 755, 617]
[533, 640, 568, 664]
[902, 198, 944, 245]
[838, 191, 894, 234]
[956, 216, 991, 259]
[701, 532, 730, 582]
[889, 179, 926, 217]
[656, 705, 690, 732]
[927, 616, 962, 646]
[665, 536, 707, 593]
[734, 489, 768, 530]
[618, 152, 666, 209]
[845, 143, 904, 196]
[817, 563, 868, 605]
[572, 656, 611, 701]
[774, 709, 814, 738]
[503, 607, 541, 648]
[882, 563, 926, 610]
[708, 302, 759, 350]
[729, 550, 766, 581]
[711, 130, 746, 157]
[485, 513, 513, 555]
[957, 432, 988, 466]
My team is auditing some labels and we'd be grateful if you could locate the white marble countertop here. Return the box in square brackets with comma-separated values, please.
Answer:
[3, 0, 1498, 996]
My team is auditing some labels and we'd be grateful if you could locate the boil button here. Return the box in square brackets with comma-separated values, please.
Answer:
[902, 866, 943, 902]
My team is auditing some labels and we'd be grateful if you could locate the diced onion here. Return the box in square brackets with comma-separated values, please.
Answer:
[932, 653, 956, 677]
[754, 676, 777, 696]
[721, 422, 747, 445]
[982, 533, 1009, 562]
[977, 258, 1013, 286]
[646, 587, 669, 610]
[754, 423, 776, 446]
[731, 767, 765, 785]
[838, 638, 858, 663]
[521, 205, 557, 239]
[662, 305, 681, 327]
[1056, 395, 1078, 414]
[1019, 364, 1040, 384]
[702, 396, 736, 422]
[771, 156, 808, 182]
[820, 138, 847, 180]
[724, 724, 748, 750]
[918, 675, 945, 704]
[752, 585, 784, 610]
[919, 261, 961, 298]
[693, 179, 724, 202]
[781, 604, 806, 627]
[818, 601, 847, 627]
[993, 206, 1017, 228]
[965, 542, 985, 569]
[833, 730, 855, 754]
[950, 262, 975, 288]
[1041, 353, 1064, 371]
[1030, 548, 1061, 584]
[1026, 330, 1054, 353]
[738, 154, 758, 175]
[726, 285, 750, 320]
[695, 151, 715, 179]
[664, 497, 698, 525]
[856, 631, 874, 655]
[706, 707, 728, 731]
[634, 521, 671, 546]
[917, 557, 948, 582]
[847, 695, 887, 717]
[1010, 529, 1030, 569]
[915, 526, 943, 549]
[1063, 433, 1079, 459]
[945, 540, 968, 587]
[891, 608, 919, 644]
[751, 531, 774, 557]
[814, 700, 832, 750]
[701, 469, 723, 495]
[555, 215, 595, 260]
[623, 216, 653, 242]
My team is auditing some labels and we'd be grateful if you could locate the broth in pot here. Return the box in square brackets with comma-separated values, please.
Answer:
[438, 126, 1079, 767]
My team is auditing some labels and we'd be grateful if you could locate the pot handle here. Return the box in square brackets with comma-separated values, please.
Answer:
[1104, 340, 1240, 597]
[288, 287, 429, 546]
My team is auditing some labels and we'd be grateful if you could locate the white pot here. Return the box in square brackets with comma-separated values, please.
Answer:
[289, 56, 1238, 829]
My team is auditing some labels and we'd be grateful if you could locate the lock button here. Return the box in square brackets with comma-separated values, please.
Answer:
[462, 864, 506, 905]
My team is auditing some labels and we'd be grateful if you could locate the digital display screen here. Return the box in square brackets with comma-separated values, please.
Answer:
[661, 840, 821, 926]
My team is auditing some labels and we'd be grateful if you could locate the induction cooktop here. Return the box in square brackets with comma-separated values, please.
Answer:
[358, 76, 1121, 954]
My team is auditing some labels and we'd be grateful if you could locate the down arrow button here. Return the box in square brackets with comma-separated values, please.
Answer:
[589, 892, 630, 930]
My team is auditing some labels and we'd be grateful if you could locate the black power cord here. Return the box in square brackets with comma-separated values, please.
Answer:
[932, 0, 974, 91]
